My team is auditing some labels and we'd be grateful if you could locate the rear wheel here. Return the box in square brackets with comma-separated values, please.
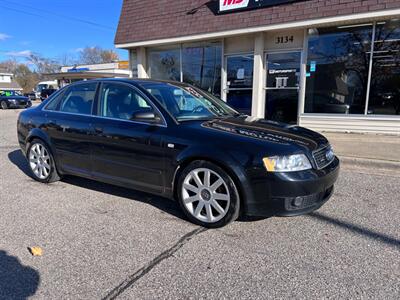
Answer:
[177, 160, 240, 228]
[1, 101, 8, 109]
[27, 139, 60, 183]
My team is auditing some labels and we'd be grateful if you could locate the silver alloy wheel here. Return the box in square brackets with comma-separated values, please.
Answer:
[1, 101, 7, 109]
[182, 168, 231, 223]
[29, 143, 51, 180]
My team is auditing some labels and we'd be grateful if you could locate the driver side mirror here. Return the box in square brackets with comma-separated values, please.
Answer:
[131, 111, 162, 124]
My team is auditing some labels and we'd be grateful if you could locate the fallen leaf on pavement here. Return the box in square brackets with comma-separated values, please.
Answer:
[28, 246, 43, 256]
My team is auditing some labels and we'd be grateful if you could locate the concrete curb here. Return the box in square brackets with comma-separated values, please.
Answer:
[339, 155, 400, 171]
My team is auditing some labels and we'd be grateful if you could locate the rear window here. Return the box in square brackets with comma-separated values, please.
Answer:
[45, 83, 97, 115]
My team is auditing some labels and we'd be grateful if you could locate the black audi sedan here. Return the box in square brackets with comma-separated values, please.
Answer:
[1, 90, 32, 109]
[17, 79, 339, 227]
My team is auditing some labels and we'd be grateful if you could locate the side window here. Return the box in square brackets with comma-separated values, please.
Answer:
[59, 83, 97, 115]
[44, 90, 65, 111]
[100, 83, 155, 121]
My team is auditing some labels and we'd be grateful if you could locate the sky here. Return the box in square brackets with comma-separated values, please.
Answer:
[0, 0, 128, 65]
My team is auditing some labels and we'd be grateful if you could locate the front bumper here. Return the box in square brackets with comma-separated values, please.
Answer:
[8, 102, 31, 108]
[245, 157, 340, 217]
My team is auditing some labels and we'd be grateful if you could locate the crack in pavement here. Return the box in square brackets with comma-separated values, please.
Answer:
[102, 227, 208, 300]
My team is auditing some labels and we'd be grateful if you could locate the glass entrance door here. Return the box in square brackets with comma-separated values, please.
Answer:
[226, 54, 254, 115]
[265, 51, 301, 124]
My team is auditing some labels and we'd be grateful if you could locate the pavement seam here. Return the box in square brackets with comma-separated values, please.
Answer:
[102, 227, 208, 300]
[339, 155, 400, 164]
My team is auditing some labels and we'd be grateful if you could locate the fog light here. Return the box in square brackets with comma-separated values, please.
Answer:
[293, 197, 303, 207]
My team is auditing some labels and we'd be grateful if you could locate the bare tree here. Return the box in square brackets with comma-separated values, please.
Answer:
[0, 59, 18, 73]
[28, 53, 60, 74]
[78, 46, 120, 64]
[100, 50, 119, 63]
[0, 60, 40, 92]
[13, 64, 40, 92]
[58, 53, 78, 66]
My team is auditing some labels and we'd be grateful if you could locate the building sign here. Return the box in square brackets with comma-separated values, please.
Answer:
[219, 0, 301, 13]
[67, 67, 90, 73]
[118, 61, 129, 69]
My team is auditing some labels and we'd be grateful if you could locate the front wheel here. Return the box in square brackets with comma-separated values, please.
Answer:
[27, 139, 60, 183]
[177, 160, 240, 228]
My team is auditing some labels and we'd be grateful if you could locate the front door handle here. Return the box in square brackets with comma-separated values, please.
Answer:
[94, 127, 103, 134]
[60, 124, 69, 132]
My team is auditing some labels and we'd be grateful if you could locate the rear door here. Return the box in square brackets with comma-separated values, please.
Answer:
[44, 82, 98, 176]
[91, 82, 166, 194]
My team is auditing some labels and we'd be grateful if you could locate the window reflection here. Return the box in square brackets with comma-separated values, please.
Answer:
[148, 47, 181, 81]
[182, 42, 222, 96]
[265, 52, 301, 124]
[305, 24, 372, 114]
[368, 19, 400, 115]
[226, 55, 254, 115]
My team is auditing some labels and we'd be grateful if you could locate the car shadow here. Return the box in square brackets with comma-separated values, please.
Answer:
[8, 149, 186, 221]
[8, 149, 34, 178]
[0, 250, 40, 299]
[62, 176, 185, 220]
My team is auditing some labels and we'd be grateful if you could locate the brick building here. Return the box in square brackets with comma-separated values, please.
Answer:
[115, 0, 400, 134]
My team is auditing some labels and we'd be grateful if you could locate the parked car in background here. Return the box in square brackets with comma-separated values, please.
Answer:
[17, 79, 339, 228]
[24, 92, 37, 101]
[0, 90, 32, 109]
[34, 80, 58, 99]
[40, 88, 57, 101]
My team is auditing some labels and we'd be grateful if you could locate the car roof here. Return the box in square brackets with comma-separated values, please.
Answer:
[82, 77, 191, 88]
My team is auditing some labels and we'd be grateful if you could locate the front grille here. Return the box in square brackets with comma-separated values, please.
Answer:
[312, 144, 334, 169]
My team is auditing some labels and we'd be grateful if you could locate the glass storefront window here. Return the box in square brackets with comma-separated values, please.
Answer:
[182, 42, 222, 96]
[148, 47, 181, 81]
[305, 24, 372, 114]
[226, 55, 253, 115]
[265, 52, 301, 124]
[129, 49, 138, 78]
[368, 19, 400, 115]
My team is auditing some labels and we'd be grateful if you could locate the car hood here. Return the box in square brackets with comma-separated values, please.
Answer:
[201, 116, 328, 151]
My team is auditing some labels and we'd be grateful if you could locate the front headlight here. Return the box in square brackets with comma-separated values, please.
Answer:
[263, 154, 312, 172]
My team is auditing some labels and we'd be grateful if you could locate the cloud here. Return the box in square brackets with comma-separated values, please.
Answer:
[0, 33, 11, 41]
[74, 47, 84, 53]
[5, 50, 32, 57]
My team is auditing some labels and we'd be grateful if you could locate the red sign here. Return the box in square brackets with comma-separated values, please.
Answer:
[219, 0, 249, 12]
[218, 0, 302, 13]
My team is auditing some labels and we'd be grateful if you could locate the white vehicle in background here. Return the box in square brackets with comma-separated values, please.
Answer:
[34, 80, 58, 99]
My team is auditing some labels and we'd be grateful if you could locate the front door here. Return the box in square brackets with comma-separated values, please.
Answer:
[91, 82, 165, 194]
[265, 51, 301, 124]
[226, 54, 254, 115]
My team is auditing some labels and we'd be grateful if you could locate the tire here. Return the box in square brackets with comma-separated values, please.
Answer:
[177, 160, 240, 228]
[1, 101, 8, 109]
[26, 139, 60, 183]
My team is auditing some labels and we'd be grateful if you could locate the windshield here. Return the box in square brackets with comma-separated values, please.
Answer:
[0, 90, 22, 97]
[37, 84, 48, 92]
[140, 82, 239, 121]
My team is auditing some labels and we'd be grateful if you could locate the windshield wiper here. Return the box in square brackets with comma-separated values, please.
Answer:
[233, 112, 247, 117]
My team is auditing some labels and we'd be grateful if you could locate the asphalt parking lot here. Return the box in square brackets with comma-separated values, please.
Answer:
[1, 107, 399, 299]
